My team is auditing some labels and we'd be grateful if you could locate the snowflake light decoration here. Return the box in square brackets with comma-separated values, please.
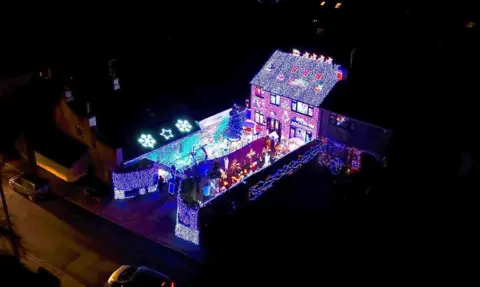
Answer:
[138, 134, 156, 148]
[160, 128, 174, 140]
[176, 119, 192, 132]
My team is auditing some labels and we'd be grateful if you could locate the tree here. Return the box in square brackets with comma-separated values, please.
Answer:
[224, 104, 245, 142]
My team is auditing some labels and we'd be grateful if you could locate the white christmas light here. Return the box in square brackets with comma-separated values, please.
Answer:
[176, 120, 193, 132]
[138, 134, 157, 148]
[160, 128, 174, 140]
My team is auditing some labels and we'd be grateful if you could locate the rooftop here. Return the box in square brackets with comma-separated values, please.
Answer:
[250, 49, 344, 107]
[34, 128, 88, 167]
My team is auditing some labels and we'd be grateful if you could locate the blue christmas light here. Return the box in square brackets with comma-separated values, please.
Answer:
[175, 196, 199, 245]
[112, 166, 158, 191]
[249, 142, 323, 201]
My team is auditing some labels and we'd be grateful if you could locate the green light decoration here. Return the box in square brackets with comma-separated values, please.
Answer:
[138, 134, 157, 148]
[160, 128, 174, 140]
[176, 120, 192, 132]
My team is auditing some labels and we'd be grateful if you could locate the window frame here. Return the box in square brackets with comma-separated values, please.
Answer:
[291, 100, 314, 117]
[255, 111, 265, 125]
[330, 113, 355, 131]
[270, 94, 280, 106]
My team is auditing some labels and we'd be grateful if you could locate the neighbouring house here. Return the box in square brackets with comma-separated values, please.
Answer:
[55, 95, 123, 183]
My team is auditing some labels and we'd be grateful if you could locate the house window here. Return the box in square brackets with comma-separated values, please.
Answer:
[291, 100, 314, 117]
[291, 66, 299, 73]
[330, 113, 355, 131]
[255, 111, 264, 125]
[308, 107, 314, 117]
[75, 123, 84, 138]
[113, 78, 120, 90]
[255, 86, 263, 97]
[303, 69, 310, 76]
[315, 73, 323, 80]
[270, 94, 280, 106]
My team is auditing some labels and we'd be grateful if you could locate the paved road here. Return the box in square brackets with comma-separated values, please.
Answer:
[0, 169, 203, 286]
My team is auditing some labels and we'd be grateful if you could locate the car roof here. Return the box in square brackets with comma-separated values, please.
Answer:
[19, 174, 49, 185]
[136, 267, 169, 279]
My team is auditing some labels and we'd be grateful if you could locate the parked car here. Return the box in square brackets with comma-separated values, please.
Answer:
[106, 265, 175, 287]
[8, 174, 49, 201]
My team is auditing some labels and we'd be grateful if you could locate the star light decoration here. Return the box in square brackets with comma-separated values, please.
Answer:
[138, 134, 156, 148]
[160, 128, 174, 140]
[176, 119, 192, 133]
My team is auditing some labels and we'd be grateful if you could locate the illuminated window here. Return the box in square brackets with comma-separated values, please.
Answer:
[255, 86, 263, 97]
[65, 90, 74, 102]
[330, 113, 354, 131]
[270, 94, 280, 106]
[113, 78, 120, 90]
[291, 66, 299, 73]
[297, 102, 309, 115]
[315, 73, 323, 80]
[291, 100, 314, 117]
[255, 111, 264, 125]
[335, 2, 342, 8]
[302, 69, 310, 76]
[320, 1, 326, 6]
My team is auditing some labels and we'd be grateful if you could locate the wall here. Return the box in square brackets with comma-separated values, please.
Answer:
[249, 85, 321, 141]
[318, 109, 392, 156]
[55, 99, 121, 183]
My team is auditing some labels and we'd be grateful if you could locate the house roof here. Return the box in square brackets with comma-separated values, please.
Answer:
[34, 128, 88, 168]
[250, 50, 344, 107]
[90, 90, 200, 162]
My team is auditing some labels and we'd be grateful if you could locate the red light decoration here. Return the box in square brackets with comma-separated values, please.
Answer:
[336, 71, 343, 80]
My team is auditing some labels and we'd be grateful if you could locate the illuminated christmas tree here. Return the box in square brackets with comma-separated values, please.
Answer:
[224, 104, 245, 141]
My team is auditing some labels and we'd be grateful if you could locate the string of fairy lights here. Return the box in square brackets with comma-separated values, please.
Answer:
[175, 137, 378, 245]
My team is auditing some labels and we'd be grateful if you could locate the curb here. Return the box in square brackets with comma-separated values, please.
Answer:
[58, 192, 205, 265]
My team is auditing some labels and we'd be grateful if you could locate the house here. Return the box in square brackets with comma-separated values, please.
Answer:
[250, 49, 392, 156]
[250, 49, 344, 143]
[51, 59, 205, 188]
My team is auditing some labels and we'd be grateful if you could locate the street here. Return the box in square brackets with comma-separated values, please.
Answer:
[0, 169, 203, 286]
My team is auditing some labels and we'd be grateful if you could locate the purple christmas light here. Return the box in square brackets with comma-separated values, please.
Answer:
[175, 196, 199, 245]
[112, 167, 157, 191]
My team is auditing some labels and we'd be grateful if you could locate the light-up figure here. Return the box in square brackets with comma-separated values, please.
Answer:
[138, 134, 156, 148]
[160, 128, 174, 140]
[176, 120, 192, 132]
